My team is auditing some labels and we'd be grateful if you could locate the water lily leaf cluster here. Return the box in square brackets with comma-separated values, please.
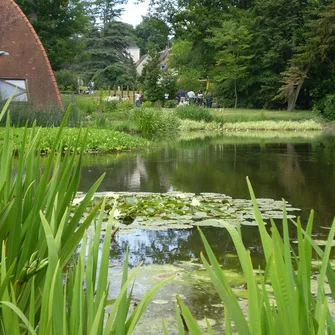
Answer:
[77, 192, 300, 231]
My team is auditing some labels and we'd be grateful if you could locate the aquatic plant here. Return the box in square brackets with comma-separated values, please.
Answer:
[175, 178, 335, 334]
[0, 127, 151, 154]
[0, 102, 168, 333]
[84, 192, 300, 230]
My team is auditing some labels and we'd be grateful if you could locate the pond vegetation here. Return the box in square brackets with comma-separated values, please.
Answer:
[80, 191, 300, 230]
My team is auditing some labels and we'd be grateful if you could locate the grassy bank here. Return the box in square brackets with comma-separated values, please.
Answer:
[0, 127, 151, 154]
[179, 119, 323, 131]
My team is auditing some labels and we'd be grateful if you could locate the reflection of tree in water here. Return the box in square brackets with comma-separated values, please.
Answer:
[110, 226, 266, 269]
[80, 135, 335, 235]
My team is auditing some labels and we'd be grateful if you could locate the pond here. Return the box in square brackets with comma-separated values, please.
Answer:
[80, 131, 335, 333]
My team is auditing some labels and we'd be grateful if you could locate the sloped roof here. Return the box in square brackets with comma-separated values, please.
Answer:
[0, 0, 63, 109]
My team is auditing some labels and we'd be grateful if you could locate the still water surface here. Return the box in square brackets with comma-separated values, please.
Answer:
[80, 132, 335, 333]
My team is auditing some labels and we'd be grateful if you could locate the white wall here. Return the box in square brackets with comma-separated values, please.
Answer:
[127, 47, 140, 63]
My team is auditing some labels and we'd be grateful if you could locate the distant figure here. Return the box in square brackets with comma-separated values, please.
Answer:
[187, 90, 195, 104]
[176, 92, 180, 104]
[89, 81, 95, 94]
[164, 93, 169, 100]
[135, 91, 141, 107]
[197, 90, 203, 106]
[205, 91, 212, 108]
[179, 89, 186, 104]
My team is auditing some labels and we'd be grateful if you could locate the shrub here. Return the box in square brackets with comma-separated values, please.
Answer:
[55, 70, 78, 91]
[317, 94, 335, 121]
[141, 101, 154, 108]
[103, 100, 118, 113]
[164, 100, 178, 108]
[176, 105, 213, 122]
[116, 100, 135, 112]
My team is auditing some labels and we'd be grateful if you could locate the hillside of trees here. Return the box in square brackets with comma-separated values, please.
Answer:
[15, 0, 335, 112]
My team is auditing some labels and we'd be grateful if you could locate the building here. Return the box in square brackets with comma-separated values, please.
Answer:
[126, 42, 140, 64]
[136, 47, 171, 75]
[0, 0, 63, 110]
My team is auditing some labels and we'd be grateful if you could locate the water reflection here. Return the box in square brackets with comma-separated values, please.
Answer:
[80, 133, 335, 230]
[80, 132, 335, 333]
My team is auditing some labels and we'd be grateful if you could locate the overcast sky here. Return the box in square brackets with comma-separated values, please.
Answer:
[121, 0, 149, 27]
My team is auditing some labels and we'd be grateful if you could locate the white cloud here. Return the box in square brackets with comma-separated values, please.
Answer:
[121, 0, 149, 27]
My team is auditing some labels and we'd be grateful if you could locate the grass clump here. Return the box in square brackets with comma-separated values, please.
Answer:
[132, 107, 180, 139]
[176, 105, 213, 123]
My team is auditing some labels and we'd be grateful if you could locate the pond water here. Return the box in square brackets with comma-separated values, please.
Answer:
[80, 131, 335, 333]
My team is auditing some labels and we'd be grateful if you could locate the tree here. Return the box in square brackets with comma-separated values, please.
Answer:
[141, 47, 165, 101]
[134, 16, 170, 55]
[277, 1, 335, 111]
[207, 20, 253, 108]
[15, 0, 89, 70]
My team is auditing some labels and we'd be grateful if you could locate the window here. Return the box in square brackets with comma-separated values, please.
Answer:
[0, 79, 28, 102]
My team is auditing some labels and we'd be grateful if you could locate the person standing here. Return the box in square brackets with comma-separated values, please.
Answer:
[135, 91, 141, 107]
[187, 89, 195, 104]
[197, 90, 203, 106]
[205, 91, 212, 108]
[179, 89, 186, 104]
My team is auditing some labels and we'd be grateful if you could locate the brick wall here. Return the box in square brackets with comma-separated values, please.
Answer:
[0, 0, 63, 110]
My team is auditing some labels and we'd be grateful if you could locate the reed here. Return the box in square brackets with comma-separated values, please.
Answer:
[175, 178, 335, 334]
[0, 101, 168, 334]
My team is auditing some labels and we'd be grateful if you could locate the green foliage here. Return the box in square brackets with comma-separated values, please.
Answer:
[176, 105, 213, 123]
[164, 100, 178, 108]
[55, 70, 79, 91]
[0, 103, 167, 334]
[116, 100, 135, 112]
[103, 100, 119, 113]
[314, 94, 335, 121]
[207, 20, 253, 108]
[132, 107, 180, 139]
[134, 16, 170, 55]
[141, 49, 165, 102]
[16, 0, 88, 70]
[0, 127, 150, 154]
[176, 178, 335, 334]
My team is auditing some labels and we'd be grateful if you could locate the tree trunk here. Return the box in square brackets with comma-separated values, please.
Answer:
[287, 82, 303, 112]
[234, 79, 237, 108]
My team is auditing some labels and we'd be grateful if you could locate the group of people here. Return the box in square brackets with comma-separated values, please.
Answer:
[177, 89, 212, 107]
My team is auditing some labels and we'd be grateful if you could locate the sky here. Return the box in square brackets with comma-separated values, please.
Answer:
[121, 0, 150, 27]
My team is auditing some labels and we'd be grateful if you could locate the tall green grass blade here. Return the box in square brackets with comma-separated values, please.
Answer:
[246, 177, 272, 259]
[162, 320, 169, 335]
[0, 301, 36, 335]
[126, 275, 174, 334]
[197, 227, 250, 335]
[175, 296, 203, 335]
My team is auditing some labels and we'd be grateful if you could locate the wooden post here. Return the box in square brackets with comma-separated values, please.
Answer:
[113, 85, 116, 96]
[121, 85, 123, 99]
[127, 85, 129, 99]
[108, 86, 110, 96]
[132, 87, 135, 102]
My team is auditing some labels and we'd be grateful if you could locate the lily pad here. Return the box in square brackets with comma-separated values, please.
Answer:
[77, 191, 300, 231]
